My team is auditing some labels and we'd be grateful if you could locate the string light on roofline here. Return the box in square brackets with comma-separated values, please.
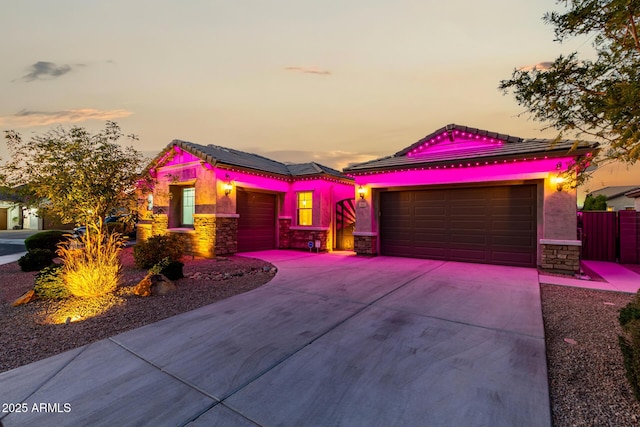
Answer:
[347, 156, 554, 176]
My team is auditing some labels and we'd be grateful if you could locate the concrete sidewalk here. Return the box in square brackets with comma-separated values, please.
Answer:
[0, 251, 550, 427]
[539, 260, 640, 293]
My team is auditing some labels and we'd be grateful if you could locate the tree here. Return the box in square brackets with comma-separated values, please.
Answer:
[582, 193, 608, 210]
[1, 121, 144, 227]
[499, 1, 640, 169]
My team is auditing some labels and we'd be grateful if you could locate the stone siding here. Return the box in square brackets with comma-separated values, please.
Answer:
[290, 229, 329, 251]
[136, 221, 153, 243]
[215, 216, 238, 255]
[354, 235, 377, 256]
[278, 218, 291, 249]
[151, 214, 168, 236]
[541, 243, 581, 274]
[194, 215, 216, 257]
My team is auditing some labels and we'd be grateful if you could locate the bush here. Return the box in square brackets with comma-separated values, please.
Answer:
[57, 225, 124, 298]
[133, 234, 186, 269]
[149, 257, 184, 280]
[619, 292, 640, 400]
[24, 230, 71, 253]
[18, 249, 55, 272]
[34, 264, 69, 300]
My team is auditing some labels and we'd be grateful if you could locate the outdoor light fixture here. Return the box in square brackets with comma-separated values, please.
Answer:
[223, 174, 233, 196]
[358, 186, 366, 199]
[552, 162, 565, 192]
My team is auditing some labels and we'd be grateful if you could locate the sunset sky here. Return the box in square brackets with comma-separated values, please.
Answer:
[1, 0, 638, 192]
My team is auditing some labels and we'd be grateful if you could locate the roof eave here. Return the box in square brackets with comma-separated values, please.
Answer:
[345, 147, 594, 174]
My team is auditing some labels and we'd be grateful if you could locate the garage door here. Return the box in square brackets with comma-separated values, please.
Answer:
[380, 184, 537, 267]
[237, 190, 276, 252]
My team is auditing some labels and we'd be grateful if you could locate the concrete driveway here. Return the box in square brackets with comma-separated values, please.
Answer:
[0, 251, 549, 427]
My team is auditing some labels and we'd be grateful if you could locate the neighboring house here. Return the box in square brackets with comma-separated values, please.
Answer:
[343, 123, 598, 273]
[0, 187, 23, 230]
[138, 141, 354, 257]
[586, 186, 640, 211]
[626, 188, 640, 211]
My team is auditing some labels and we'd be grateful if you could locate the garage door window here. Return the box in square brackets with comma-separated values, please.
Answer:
[297, 191, 313, 226]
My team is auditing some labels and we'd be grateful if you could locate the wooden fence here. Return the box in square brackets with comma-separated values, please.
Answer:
[579, 210, 640, 263]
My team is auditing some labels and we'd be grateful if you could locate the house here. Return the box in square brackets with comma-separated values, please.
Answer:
[343, 124, 598, 274]
[137, 140, 355, 257]
[586, 186, 640, 211]
[0, 187, 23, 230]
[626, 188, 640, 211]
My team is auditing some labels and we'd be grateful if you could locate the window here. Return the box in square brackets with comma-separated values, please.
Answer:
[297, 191, 312, 226]
[182, 187, 195, 225]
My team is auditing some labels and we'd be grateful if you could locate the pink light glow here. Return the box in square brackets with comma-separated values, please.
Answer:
[409, 131, 503, 157]
[355, 157, 575, 187]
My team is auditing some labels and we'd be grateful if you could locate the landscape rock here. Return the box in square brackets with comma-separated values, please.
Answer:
[150, 274, 177, 296]
[11, 289, 37, 306]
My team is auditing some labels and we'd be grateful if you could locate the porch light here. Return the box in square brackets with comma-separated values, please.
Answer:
[223, 174, 233, 196]
[358, 186, 366, 199]
[552, 162, 565, 192]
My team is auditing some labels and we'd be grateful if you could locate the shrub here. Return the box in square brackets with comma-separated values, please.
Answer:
[57, 224, 124, 298]
[149, 257, 184, 280]
[18, 249, 55, 272]
[133, 234, 186, 269]
[24, 230, 71, 252]
[34, 264, 69, 300]
[619, 291, 640, 400]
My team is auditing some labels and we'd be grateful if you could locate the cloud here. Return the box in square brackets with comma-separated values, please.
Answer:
[0, 109, 133, 128]
[18, 61, 77, 81]
[284, 66, 332, 75]
[518, 61, 553, 72]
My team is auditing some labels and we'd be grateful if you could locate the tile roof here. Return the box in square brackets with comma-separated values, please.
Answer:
[588, 186, 640, 200]
[166, 140, 351, 180]
[285, 162, 346, 179]
[344, 123, 598, 173]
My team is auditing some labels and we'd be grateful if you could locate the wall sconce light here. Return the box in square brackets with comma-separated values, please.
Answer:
[357, 186, 366, 199]
[223, 174, 233, 196]
[552, 162, 565, 192]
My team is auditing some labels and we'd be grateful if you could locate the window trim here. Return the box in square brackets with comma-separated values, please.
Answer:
[297, 191, 313, 226]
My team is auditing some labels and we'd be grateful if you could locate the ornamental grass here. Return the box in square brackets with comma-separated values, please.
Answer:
[57, 223, 124, 298]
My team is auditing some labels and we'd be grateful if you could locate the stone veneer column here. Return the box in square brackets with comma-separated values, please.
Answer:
[540, 239, 581, 274]
[193, 214, 216, 258]
[215, 214, 238, 255]
[136, 221, 153, 243]
[151, 214, 168, 237]
[353, 232, 378, 256]
[278, 217, 292, 249]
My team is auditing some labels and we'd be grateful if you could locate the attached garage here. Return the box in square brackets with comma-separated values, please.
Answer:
[237, 190, 276, 252]
[379, 184, 538, 267]
[345, 123, 598, 271]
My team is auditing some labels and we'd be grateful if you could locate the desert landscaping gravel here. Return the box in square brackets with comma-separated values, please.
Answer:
[0, 247, 276, 373]
[1, 249, 640, 425]
[541, 284, 640, 426]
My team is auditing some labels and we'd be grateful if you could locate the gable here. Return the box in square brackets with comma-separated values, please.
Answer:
[344, 123, 598, 173]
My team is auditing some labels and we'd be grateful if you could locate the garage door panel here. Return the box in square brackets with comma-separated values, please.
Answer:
[450, 233, 487, 244]
[380, 184, 537, 267]
[414, 232, 446, 244]
[492, 220, 535, 232]
[449, 249, 488, 262]
[491, 251, 534, 266]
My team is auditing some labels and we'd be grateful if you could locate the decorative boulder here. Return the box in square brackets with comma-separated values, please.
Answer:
[12, 289, 37, 306]
[150, 274, 177, 296]
[133, 275, 152, 297]
[133, 274, 176, 297]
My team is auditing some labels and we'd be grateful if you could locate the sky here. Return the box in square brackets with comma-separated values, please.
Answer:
[1, 0, 639, 194]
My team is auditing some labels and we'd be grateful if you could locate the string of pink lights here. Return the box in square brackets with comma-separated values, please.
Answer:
[407, 131, 503, 157]
[346, 156, 553, 177]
